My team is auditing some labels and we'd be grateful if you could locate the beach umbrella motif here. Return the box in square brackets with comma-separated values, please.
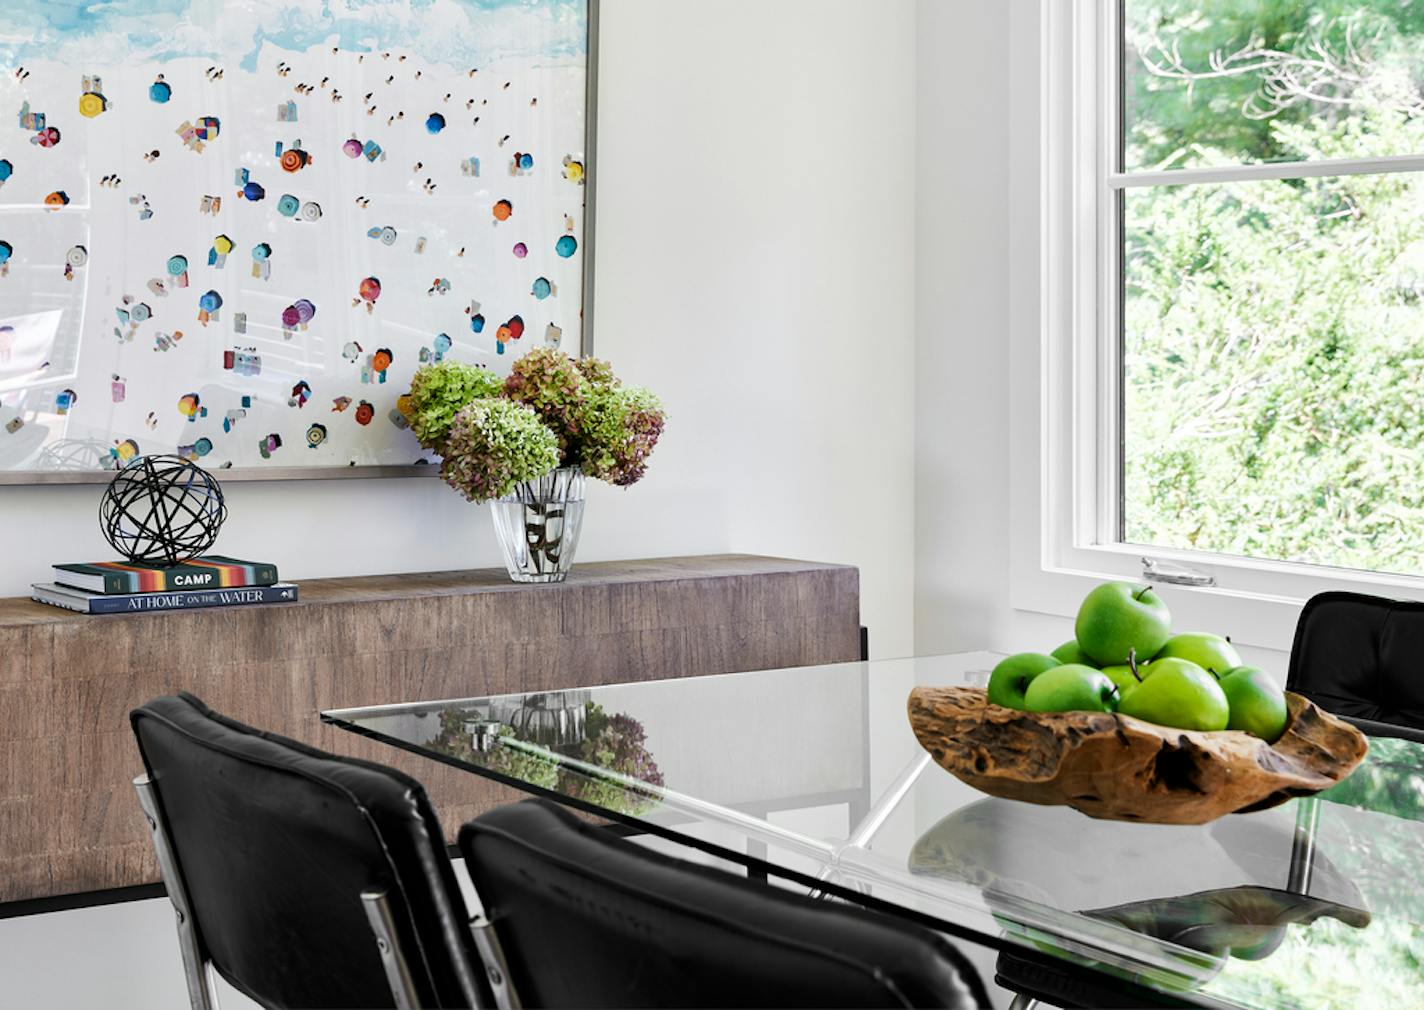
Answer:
[300, 201, 323, 221]
[425, 112, 446, 134]
[0, 240, 11, 277]
[279, 140, 313, 172]
[208, 234, 234, 268]
[177, 392, 201, 420]
[342, 137, 364, 159]
[281, 298, 316, 337]
[64, 245, 87, 281]
[149, 76, 171, 103]
[0, 159, 12, 186]
[167, 254, 190, 288]
[555, 235, 578, 258]
[492, 199, 513, 222]
[355, 277, 381, 313]
[277, 194, 301, 218]
[495, 315, 525, 354]
[78, 92, 108, 118]
[306, 423, 327, 448]
[34, 127, 61, 148]
[44, 190, 70, 207]
[512, 242, 527, 259]
[531, 277, 553, 300]
[251, 242, 272, 281]
[197, 290, 223, 325]
[112, 439, 141, 465]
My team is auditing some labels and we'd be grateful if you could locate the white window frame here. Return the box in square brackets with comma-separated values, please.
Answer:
[1011, 0, 1424, 653]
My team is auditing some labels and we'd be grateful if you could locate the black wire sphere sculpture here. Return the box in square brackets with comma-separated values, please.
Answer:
[100, 455, 228, 566]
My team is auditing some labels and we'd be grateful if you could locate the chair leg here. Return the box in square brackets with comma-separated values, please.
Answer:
[133, 775, 216, 1010]
[469, 914, 521, 1010]
[360, 891, 423, 1010]
[1007, 994, 1040, 1010]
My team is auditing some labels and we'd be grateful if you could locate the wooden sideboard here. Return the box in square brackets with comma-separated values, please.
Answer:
[0, 555, 859, 904]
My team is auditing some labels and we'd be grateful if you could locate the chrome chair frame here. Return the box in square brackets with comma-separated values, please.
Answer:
[134, 773, 521, 1010]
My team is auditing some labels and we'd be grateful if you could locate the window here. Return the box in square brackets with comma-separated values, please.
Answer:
[1024, 1, 1424, 640]
[1119, 2, 1424, 578]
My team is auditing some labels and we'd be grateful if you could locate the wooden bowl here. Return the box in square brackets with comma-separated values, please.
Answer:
[907, 686, 1369, 825]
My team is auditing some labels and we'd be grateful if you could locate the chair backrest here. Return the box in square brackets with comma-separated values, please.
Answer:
[458, 799, 990, 1009]
[1288, 591, 1424, 740]
[130, 693, 487, 1009]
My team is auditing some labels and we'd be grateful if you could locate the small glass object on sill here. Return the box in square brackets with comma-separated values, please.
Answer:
[490, 466, 585, 583]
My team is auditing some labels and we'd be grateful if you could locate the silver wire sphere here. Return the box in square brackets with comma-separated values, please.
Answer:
[100, 455, 227, 566]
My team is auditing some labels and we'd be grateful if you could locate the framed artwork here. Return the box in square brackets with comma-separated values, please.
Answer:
[0, 0, 597, 483]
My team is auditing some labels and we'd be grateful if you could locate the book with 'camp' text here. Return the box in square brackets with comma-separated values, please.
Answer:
[51, 555, 279, 595]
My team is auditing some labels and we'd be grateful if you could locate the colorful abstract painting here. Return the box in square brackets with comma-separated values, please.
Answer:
[0, 0, 591, 477]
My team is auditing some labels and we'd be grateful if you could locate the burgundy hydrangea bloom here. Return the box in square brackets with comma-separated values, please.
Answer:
[503, 347, 586, 463]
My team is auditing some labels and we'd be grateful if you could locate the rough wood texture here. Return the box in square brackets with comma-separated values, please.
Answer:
[0, 555, 859, 903]
[907, 686, 1367, 825]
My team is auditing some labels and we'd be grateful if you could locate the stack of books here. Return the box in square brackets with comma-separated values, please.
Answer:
[31, 556, 297, 615]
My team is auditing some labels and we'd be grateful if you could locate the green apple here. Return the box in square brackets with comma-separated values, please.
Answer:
[1023, 664, 1120, 714]
[1051, 640, 1097, 667]
[1153, 632, 1243, 677]
[1118, 657, 1230, 731]
[1074, 582, 1172, 666]
[1101, 664, 1142, 702]
[987, 652, 1060, 710]
[1219, 666, 1289, 743]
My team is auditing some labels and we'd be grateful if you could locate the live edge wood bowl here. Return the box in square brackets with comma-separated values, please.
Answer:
[908, 686, 1369, 825]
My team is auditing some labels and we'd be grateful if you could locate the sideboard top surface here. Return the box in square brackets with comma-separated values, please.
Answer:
[0, 554, 854, 627]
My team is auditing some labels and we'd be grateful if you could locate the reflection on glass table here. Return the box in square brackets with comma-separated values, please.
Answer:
[323, 652, 1424, 1010]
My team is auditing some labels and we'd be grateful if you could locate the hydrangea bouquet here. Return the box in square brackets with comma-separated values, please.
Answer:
[402, 350, 665, 581]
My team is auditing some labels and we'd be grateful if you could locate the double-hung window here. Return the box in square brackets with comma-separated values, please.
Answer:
[1032, 1, 1424, 644]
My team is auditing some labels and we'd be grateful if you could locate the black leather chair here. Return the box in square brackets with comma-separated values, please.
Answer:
[457, 798, 991, 1009]
[130, 693, 489, 1010]
[1287, 591, 1424, 743]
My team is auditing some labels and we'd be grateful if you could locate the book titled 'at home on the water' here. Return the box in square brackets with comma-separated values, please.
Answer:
[31, 582, 298, 616]
[51, 556, 280, 595]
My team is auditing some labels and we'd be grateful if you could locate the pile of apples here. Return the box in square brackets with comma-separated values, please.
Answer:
[987, 581, 1289, 743]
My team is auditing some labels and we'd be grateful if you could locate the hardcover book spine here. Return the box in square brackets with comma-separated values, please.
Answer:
[88, 584, 298, 614]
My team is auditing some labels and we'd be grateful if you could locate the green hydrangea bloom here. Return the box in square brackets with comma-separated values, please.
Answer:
[576, 385, 667, 487]
[438, 398, 560, 503]
[404, 361, 505, 454]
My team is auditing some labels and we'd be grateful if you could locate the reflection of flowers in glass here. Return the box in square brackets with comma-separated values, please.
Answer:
[573, 704, 665, 814]
[432, 708, 559, 790]
[429, 702, 663, 816]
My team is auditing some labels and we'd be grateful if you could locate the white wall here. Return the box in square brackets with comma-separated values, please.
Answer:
[912, 0, 1016, 655]
[0, 0, 920, 659]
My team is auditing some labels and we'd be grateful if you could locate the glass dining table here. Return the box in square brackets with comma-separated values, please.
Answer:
[322, 652, 1424, 1010]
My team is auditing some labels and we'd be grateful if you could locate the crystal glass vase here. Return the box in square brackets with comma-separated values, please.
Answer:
[489, 466, 586, 583]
